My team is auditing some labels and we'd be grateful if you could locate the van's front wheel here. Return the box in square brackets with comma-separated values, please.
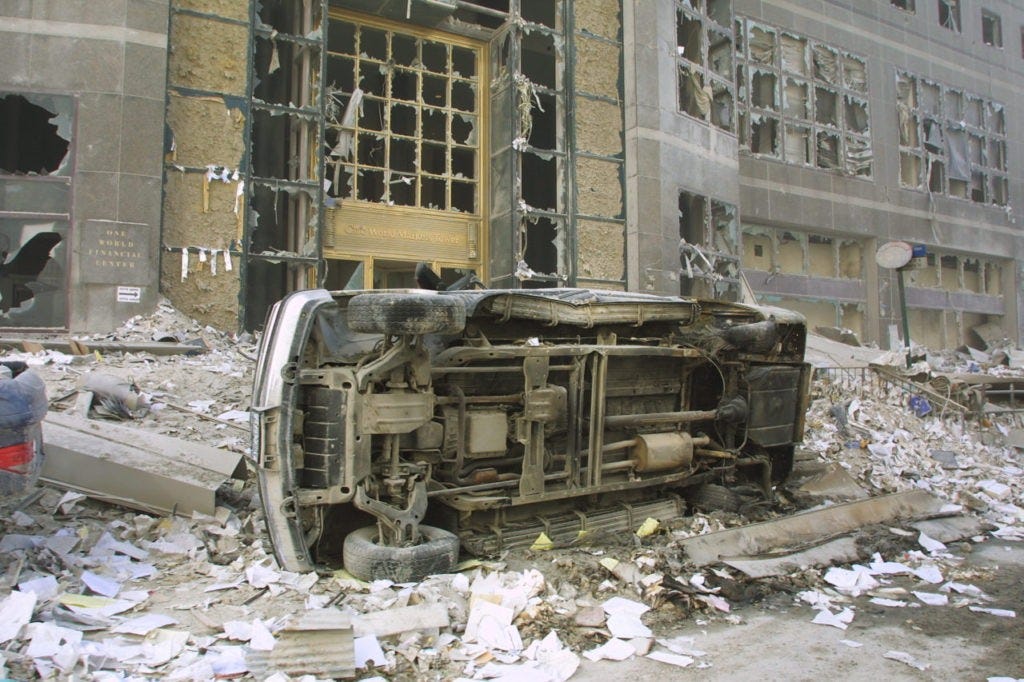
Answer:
[342, 525, 459, 582]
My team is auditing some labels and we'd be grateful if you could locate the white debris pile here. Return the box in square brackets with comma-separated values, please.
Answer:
[4, 299, 257, 452]
[803, 379, 1024, 540]
[1, 486, 736, 679]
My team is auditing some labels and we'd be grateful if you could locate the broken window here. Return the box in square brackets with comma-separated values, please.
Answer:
[891, 0, 915, 12]
[938, 0, 960, 32]
[981, 10, 1002, 47]
[675, 1, 735, 132]
[735, 19, 871, 175]
[0, 94, 71, 176]
[894, 70, 1008, 204]
[678, 190, 740, 300]
[0, 92, 72, 328]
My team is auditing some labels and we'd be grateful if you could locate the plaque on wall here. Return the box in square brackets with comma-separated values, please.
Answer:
[80, 220, 151, 286]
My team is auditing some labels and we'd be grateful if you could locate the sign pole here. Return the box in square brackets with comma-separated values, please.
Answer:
[897, 266, 912, 368]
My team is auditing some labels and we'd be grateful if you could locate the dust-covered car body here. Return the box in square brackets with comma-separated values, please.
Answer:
[252, 287, 809, 579]
[0, 361, 47, 497]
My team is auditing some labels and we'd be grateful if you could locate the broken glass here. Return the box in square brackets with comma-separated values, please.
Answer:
[0, 218, 67, 327]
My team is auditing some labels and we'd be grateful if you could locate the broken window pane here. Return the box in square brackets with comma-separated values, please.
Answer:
[0, 179, 70, 214]
[780, 34, 807, 75]
[677, 12, 703, 64]
[749, 25, 776, 64]
[0, 218, 67, 327]
[678, 65, 709, 119]
[751, 116, 779, 155]
[706, 0, 730, 29]
[784, 79, 809, 118]
[785, 124, 811, 164]
[709, 32, 733, 79]
[711, 81, 734, 130]
[815, 131, 839, 169]
[814, 87, 838, 126]
[891, 0, 915, 11]
[811, 45, 838, 83]
[844, 95, 868, 133]
[900, 152, 923, 188]
[0, 94, 72, 176]
[752, 71, 777, 110]
[523, 216, 560, 276]
[842, 55, 867, 92]
[845, 135, 872, 176]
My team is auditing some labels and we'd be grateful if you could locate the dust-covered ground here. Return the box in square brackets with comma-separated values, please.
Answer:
[1, 301, 1022, 680]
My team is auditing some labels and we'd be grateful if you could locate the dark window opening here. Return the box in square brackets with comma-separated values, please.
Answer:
[528, 92, 558, 149]
[706, 0, 731, 29]
[751, 117, 778, 155]
[929, 159, 945, 193]
[0, 95, 70, 175]
[982, 11, 1002, 47]
[521, 31, 557, 90]
[677, 14, 703, 64]
[891, 0, 915, 11]
[678, 191, 707, 246]
[523, 216, 559, 276]
[521, 1, 558, 28]
[521, 153, 558, 212]
[938, 0, 960, 32]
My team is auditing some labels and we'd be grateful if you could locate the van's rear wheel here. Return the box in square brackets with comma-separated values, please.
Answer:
[343, 525, 459, 582]
[686, 483, 742, 513]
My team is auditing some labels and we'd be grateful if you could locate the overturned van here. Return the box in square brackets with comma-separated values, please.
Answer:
[251, 284, 810, 581]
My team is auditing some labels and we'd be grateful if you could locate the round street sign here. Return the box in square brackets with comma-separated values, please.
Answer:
[875, 241, 913, 270]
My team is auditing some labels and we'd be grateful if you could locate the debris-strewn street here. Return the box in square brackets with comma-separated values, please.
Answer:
[1, 302, 1022, 681]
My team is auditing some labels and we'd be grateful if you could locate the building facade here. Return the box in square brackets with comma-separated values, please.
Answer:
[1, 0, 1022, 350]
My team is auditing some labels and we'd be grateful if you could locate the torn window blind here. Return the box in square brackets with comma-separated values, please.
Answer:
[816, 131, 839, 169]
[898, 109, 919, 146]
[780, 35, 807, 75]
[923, 119, 942, 152]
[845, 135, 872, 176]
[811, 45, 838, 84]
[748, 26, 775, 64]
[679, 66, 711, 117]
[945, 129, 970, 181]
[784, 79, 808, 118]
[842, 56, 867, 93]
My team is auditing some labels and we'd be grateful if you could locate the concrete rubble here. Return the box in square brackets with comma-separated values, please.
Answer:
[0, 300, 1022, 679]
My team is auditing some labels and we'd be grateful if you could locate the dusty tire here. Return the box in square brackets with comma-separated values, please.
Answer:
[347, 293, 465, 335]
[343, 525, 459, 582]
[686, 483, 742, 514]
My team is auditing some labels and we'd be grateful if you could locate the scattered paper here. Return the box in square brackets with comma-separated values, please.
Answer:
[969, 606, 1016, 618]
[583, 638, 636, 662]
[112, 613, 179, 636]
[646, 651, 694, 668]
[811, 608, 855, 630]
[355, 634, 388, 668]
[884, 650, 929, 671]
[0, 591, 37, 644]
